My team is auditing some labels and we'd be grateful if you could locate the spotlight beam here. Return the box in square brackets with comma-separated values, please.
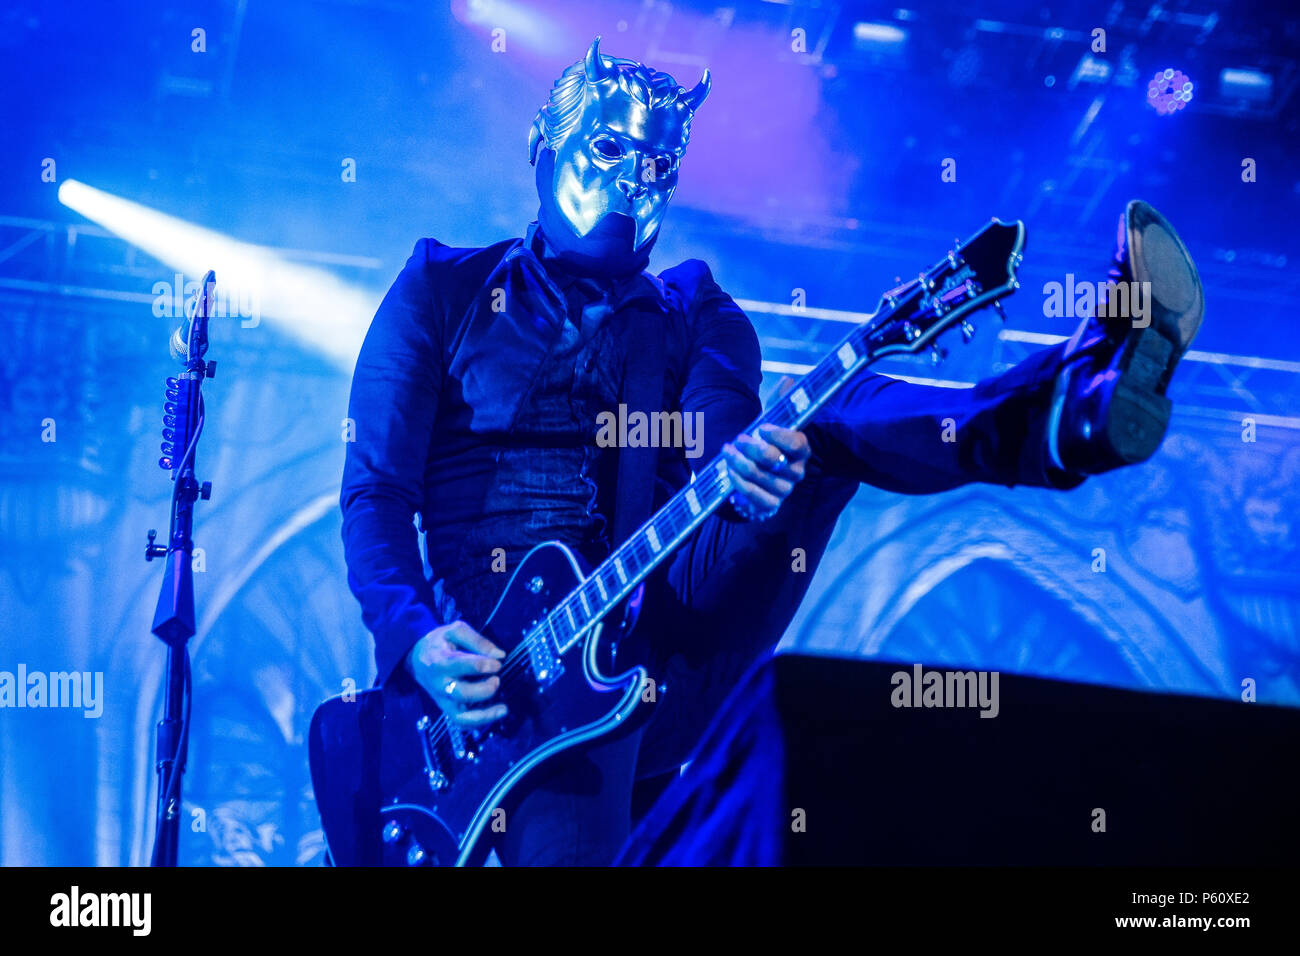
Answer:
[57, 179, 378, 369]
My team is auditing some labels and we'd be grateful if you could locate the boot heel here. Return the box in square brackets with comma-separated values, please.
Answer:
[1121, 326, 1174, 391]
[1104, 378, 1171, 464]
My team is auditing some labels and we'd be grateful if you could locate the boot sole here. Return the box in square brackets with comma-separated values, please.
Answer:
[1122, 199, 1205, 391]
[1105, 200, 1204, 463]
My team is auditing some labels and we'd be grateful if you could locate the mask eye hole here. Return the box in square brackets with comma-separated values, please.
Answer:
[654, 155, 677, 177]
[591, 136, 625, 161]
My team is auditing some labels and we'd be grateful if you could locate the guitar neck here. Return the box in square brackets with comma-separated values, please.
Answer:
[538, 216, 1024, 657]
[545, 316, 881, 656]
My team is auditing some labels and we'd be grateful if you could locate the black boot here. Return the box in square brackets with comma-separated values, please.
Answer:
[1052, 199, 1205, 474]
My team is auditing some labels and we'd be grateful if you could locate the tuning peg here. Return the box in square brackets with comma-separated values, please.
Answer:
[960, 319, 975, 343]
[948, 240, 965, 268]
[929, 345, 947, 365]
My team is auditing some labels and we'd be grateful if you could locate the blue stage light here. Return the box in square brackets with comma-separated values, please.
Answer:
[1220, 67, 1272, 103]
[852, 22, 907, 46]
[56, 179, 377, 368]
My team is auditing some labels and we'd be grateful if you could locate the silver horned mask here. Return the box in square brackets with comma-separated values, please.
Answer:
[529, 37, 710, 273]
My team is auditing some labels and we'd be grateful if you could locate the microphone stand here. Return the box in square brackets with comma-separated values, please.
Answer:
[144, 270, 217, 867]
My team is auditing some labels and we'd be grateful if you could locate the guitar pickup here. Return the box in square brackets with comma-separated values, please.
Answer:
[527, 628, 564, 689]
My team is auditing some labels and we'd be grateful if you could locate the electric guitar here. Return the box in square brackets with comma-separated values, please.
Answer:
[309, 218, 1027, 866]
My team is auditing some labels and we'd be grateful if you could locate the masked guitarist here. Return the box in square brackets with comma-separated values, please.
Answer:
[340, 38, 1205, 865]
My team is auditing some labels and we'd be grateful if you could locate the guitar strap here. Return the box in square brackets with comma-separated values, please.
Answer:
[611, 305, 667, 549]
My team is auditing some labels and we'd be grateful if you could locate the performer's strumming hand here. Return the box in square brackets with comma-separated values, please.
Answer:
[404, 621, 509, 726]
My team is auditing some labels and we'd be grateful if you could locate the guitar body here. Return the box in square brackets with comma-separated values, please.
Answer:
[309, 541, 647, 866]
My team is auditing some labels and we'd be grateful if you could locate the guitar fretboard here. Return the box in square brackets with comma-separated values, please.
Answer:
[543, 312, 886, 657]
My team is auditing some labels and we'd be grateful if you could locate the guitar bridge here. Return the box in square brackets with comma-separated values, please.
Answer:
[526, 627, 564, 689]
[416, 714, 449, 792]
[446, 723, 476, 761]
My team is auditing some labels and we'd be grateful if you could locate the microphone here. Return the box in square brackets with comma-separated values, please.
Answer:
[169, 271, 217, 364]
[158, 271, 216, 477]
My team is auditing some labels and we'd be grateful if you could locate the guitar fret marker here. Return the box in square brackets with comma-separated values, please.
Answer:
[565, 605, 576, 630]
[646, 526, 661, 552]
[685, 488, 701, 515]
[791, 388, 810, 414]
[614, 558, 628, 584]
[594, 576, 608, 601]
[579, 590, 591, 615]
[837, 342, 856, 370]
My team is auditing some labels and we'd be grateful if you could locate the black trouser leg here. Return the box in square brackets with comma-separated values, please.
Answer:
[804, 344, 1080, 492]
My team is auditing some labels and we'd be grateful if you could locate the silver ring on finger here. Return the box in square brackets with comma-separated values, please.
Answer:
[443, 678, 457, 697]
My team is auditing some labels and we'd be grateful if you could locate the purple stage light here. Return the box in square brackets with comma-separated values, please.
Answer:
[1147, 68, 1194, 115]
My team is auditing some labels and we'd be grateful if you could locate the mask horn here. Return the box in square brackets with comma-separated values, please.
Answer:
[682, 68, 712, 113]
[584, 36, 611, 83]
[527, 114, 544, 165]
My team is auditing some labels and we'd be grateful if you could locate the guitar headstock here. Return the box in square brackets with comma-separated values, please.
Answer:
[864, 219, 1026, 363]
